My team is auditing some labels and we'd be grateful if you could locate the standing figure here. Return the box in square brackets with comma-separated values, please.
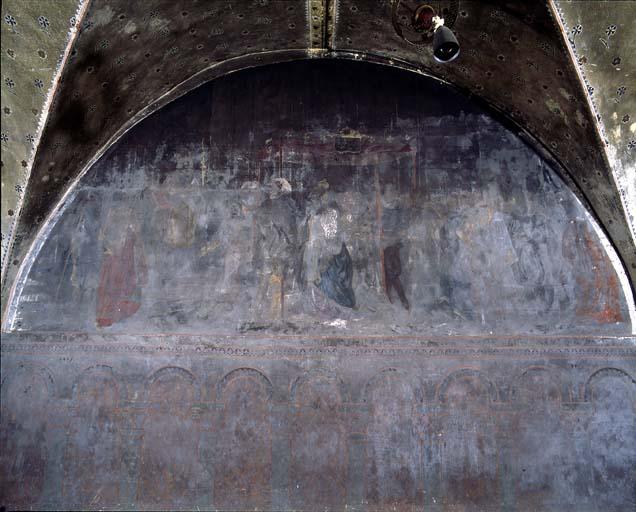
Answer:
[252, 178, 298, 324]
[316, 242, 356, 308]
[96, 206, 147, 327]
[302, 180, 356, 310]
[383, 242, 409, 310]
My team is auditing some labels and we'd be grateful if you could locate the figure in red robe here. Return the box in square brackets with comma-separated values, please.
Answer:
[96, 226, 147, 327]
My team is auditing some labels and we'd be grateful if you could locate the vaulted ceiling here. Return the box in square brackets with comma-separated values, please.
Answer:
[1, 0, 635, 312]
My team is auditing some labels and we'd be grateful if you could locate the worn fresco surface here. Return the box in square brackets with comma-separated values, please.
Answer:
[6, 62, 633, 335]
[0, 336, 635, 511]
[1, 62, 635, 511]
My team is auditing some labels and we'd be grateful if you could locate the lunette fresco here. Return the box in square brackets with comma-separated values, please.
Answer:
[9, 61, 631, 336]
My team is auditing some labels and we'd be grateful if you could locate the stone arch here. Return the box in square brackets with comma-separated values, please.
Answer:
[0, 362, 56, 397]
[290, 368, 348, 405]
[363, 367, 422, 404]
[145, 365, 199, 398]
[217, 367, 273, 401]
[71, 364, 125, 400]
[4, 0, 636, 311]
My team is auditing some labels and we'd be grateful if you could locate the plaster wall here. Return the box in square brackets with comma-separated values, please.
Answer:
[1, 333, 635, 511]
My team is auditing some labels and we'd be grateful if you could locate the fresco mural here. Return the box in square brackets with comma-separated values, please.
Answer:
[1, 349, 632, 511]
[585, 369, 636, 511]
[136, 367, 201, 510]
[510, 368, 582, 510]
[433, 370, 500, 510]
[365, 370, 421, 510]
[63, 367, 122, 509]
[214, 369, 272, 510]
[7, 61, 632, 336]
[0, 366, 52, 509]
[1, 61, 634, 512]
[290, 373, 347, 510]
[96, 207, 147, 328]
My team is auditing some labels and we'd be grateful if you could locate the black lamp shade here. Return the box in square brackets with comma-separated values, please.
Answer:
[433, 25, 460, 63]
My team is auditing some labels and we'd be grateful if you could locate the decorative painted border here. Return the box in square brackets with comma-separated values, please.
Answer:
[2, 341, 635, 359]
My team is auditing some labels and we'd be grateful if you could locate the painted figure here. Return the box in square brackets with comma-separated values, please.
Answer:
[302, 180, 344, 287]
[96, 207, 147, 327]
[384, 242, 409, 309]
[252, 178, 298, 323]
[152, 191, 195, 249]
[366, 373, 420, 509]
[316, 242, 356, 308]
[562, 220, 623, 324]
